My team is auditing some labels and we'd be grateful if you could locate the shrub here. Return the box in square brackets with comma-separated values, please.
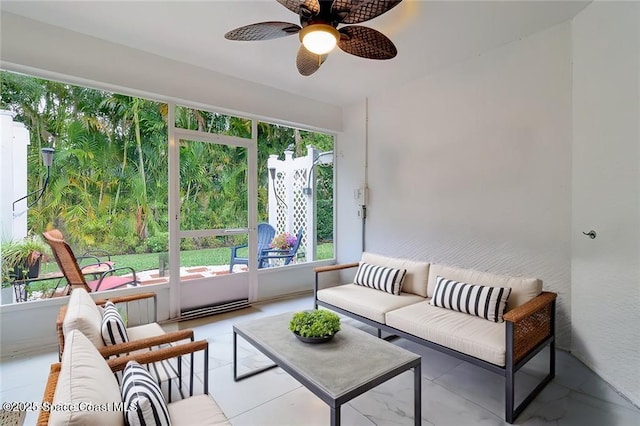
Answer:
[289, 310, 340, 338]
[146, 232, 168, 253]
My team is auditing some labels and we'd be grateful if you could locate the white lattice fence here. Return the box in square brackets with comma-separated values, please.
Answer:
[267, 147, 319, 262]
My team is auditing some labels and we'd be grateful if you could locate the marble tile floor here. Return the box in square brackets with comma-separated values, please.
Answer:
[1, 294, 639, 426]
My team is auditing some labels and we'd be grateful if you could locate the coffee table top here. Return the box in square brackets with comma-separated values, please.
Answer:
[233, 312, 420, 400]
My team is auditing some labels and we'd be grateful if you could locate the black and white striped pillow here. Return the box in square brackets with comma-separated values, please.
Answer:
[430, 276, 512, 323]
[354, 262, 407, 295]
[122, 361, 171, 426]
[101, 301, 129, 345]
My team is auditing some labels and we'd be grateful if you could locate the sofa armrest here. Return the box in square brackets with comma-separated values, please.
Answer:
[504, 291, 556, 364]
[98, 329, 194, 358]
[314, 262, 360, 273]
[314, 262, 360, 299]
[503, 291, 556, 323]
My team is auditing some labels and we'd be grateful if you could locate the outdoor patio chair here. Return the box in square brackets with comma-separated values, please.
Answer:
[258, 227, 304, 268]
[57, 288, 195, 397]
[77, 248, 115, 269]
[55, 287, 190, 359]
[37, 329, 229, 425]
[42, 229, 138, 293]
[228, 222, 276, 272]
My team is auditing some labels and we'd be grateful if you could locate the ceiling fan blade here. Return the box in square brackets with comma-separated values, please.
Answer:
[332, 0, 403, 24]
[225, 22, 301, 41]
[338, 25, 397, 59]
[296, 45, 328, 76]
[277, 0, 321, 19]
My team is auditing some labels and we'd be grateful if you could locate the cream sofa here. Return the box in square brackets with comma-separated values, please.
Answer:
[314, 252, 556, 424]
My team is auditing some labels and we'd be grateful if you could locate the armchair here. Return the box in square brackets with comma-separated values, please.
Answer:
[38, 329, 229, 425]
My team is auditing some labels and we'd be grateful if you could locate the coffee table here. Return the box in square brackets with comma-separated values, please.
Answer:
[233, 312, 421, 426]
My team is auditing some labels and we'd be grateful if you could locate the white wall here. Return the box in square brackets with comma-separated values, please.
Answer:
[572, 1, 640, 407]
[340, 23, 573, 347]
[0, 13, 342, 133]
[0, 284, 170, 358]
[335, 101, 368, 264]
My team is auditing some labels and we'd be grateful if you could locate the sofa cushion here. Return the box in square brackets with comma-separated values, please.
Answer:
[427, 264, 541, 312]
[63, 288, 105, 348]
[102, 301, 129, 345]
[317, 284, 424, 323]
[354, 262, 406, 295]
[168, 395, 230, 426]
[49, 329, 123, 425]
[361, 252, 430, 297]
[431, 276, 511, 323]
[386, 301, 506, 366]
[122, 361, 171, 426]
[127, 323, 179, 384]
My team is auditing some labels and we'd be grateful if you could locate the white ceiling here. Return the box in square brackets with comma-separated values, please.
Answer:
[1, 0, 590, 106]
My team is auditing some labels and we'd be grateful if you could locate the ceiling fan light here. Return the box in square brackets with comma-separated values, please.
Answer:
[300, 24, 339, 55]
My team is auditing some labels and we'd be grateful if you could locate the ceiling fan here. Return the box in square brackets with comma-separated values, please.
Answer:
[224, 0, 403, 76]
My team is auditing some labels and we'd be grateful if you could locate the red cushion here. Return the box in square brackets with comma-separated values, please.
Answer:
[87, 275, 134, 292]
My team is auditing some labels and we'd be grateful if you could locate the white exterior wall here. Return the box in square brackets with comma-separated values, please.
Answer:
[0, 111, 30, 242]
[0, 111, 16, 242]
[571, 1, 640, 407]
[11, 122, 30, 240]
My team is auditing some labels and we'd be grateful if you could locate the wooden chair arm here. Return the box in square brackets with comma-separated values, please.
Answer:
[98, 329, 194, 358]
[503, 291, 557, 323]
[314, 262, 360, 273]
[56, 307, 67, 360]
[37, 363, 61, 426]
[107, 339, 208, 372]
[93, 292, 156, 306]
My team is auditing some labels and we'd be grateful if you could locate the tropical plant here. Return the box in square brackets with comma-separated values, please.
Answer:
[289, 310, 341, 338]
[0, 70, 334, 258]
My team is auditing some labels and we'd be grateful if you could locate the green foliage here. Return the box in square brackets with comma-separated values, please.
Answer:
[289, 310, 341, 338]
[1, 235, 51, 283]
[1, 70, 334, 258]
[145, 232, 169, 253]
[316, 199, 334, 241]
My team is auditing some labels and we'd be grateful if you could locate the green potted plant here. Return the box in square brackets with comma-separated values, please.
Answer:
[289, 310, 341, 343]
[1, 235, 50, 282]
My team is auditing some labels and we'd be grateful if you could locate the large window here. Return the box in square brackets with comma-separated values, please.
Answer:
[0, 70, 334, 303]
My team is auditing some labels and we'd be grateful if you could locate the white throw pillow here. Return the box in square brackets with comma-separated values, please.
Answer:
[430, 276, 511, 323]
